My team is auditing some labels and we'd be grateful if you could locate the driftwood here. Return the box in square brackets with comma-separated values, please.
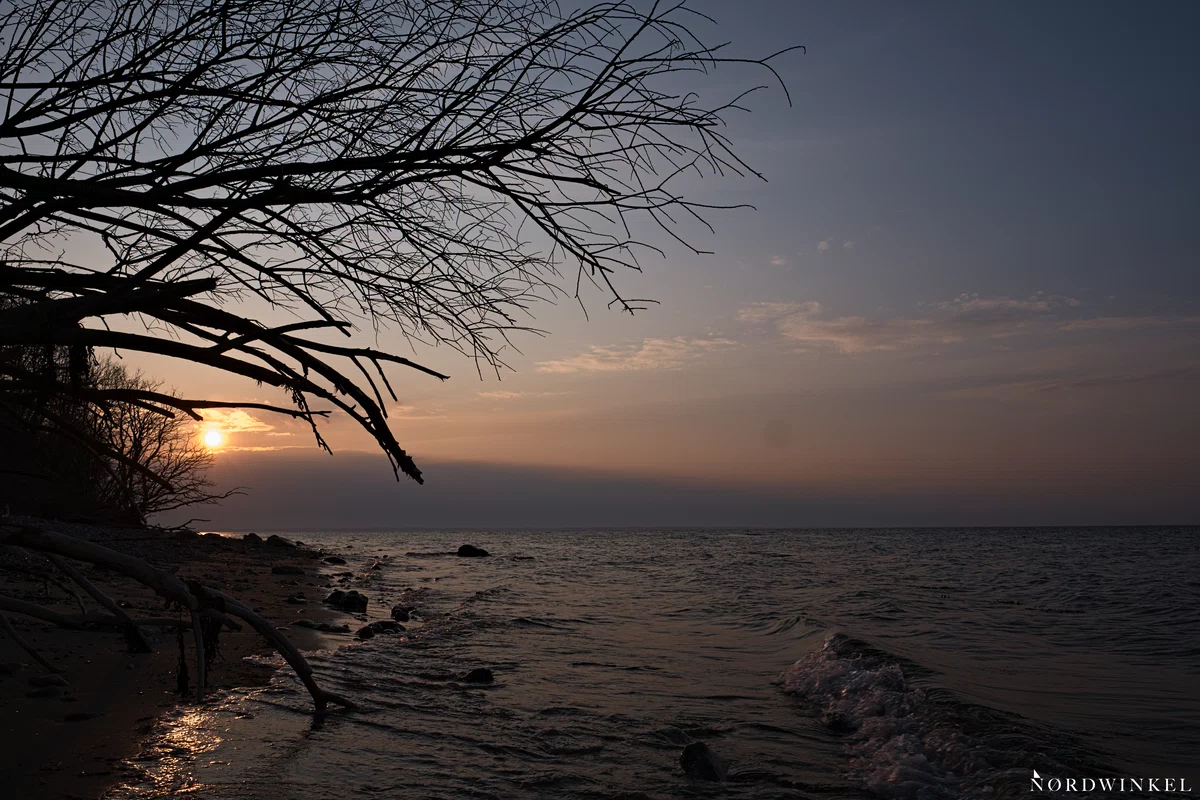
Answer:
[45, 553, 153, 653]
[0, 558, 87, 614]
[0, 610, 57, 673]
[0, 521, 354, 711]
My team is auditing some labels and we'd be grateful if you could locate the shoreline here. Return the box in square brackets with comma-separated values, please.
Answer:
[0, 520, 365, 800]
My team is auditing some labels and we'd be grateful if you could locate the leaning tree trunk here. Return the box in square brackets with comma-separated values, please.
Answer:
[0, 521, 355, 711]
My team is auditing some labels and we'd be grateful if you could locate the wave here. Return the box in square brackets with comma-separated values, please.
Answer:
[777, 633, 1114, 799]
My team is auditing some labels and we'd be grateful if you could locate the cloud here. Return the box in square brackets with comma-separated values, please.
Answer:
[222, 444, 309, 452]
[536, 336, 737, 374]
[476, 391, 569, 400]
[739, 293, 1083, 354]
[390, 404, 445, 420]
[736, 301, 821, 325]
[817, 240, 831, 252]
[843, 241, 855, 251]
[940, 365, 1200, 399]
[769, 254, 787, 266]
[197, 408, 275, 433]
[1058, 316, 1200, 332]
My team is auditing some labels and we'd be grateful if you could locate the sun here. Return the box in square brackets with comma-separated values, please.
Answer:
[202, 429, 224, 449]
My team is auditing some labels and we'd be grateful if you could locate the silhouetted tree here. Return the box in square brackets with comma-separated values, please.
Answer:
[0, 338, 230, 520]
[89, 359, 235, 518]
[0, 0, 796, 486]
[0, 0, 796, 710]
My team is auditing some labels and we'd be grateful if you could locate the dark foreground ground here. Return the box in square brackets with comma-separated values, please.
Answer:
[0, 521, 362, 799]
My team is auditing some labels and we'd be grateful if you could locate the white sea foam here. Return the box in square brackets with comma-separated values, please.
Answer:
[778, 633, 1104, 799]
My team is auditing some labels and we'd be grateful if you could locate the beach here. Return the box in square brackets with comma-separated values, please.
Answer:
[4, 526, 1198, 799]
[0, 521, 356, 799]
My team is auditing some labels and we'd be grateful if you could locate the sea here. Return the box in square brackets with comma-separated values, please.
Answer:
[110, 527, 1200, 799]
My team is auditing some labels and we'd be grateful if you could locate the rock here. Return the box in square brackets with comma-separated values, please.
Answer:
[26, 685, 64, 698]
[356, 620, 405, 639]
[271, 565, 305, 575]
[286, 593, 307, 605]
[324, 589, 368, 612]
[243, 532, 263, 544]
[456, 544, 490, 558]
[323, 556, 347, 565]
[28, 674, 69, 688]
[266, 534, 297, 549]
[461, 667, 494, 684]
[295, 620, 351, 633]
[390, 605, 411, 622]
[821, 711, 856, 732]
[680, 742, 726, 782]
[173, 529, 199, 540]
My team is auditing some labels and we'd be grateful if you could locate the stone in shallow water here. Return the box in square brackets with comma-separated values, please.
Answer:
[323, 555, 347, 565]
[456, 544, 490, 557]
[680, 741, 726, 782]
[357, 620, 405, 639]
[266, 534, 297, 549]
[461, 667, 494, 684]
[390, 605, 411, 622]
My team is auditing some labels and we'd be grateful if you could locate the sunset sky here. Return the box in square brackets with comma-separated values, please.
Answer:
[140, 1, 1198, 528]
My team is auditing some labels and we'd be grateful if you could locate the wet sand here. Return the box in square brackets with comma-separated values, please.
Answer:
[0, 523, 361, 800]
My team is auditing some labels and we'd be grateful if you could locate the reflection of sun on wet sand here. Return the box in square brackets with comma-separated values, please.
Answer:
[0, 522, 357, 800]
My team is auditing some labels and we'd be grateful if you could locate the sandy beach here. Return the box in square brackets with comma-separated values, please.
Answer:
[0, 522, 361, 800]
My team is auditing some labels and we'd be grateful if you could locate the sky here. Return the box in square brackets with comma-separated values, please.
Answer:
[147, 1, 1199, 528]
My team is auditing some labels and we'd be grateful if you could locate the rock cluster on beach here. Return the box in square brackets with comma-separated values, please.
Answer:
[355, 620, 405, 640]
[295, 620, 351, 633]
[324, 589, 369, 612]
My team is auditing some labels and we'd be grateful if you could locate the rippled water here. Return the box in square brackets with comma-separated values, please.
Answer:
[111, 528, 1200, 799]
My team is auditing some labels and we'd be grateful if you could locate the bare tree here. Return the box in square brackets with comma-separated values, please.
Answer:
[0, 0, 796, 710]
[89, 359, 235, 518]
[0, 0, 795, 483]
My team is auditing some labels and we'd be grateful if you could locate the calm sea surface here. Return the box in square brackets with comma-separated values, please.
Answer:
[112, 528, 1200, 799]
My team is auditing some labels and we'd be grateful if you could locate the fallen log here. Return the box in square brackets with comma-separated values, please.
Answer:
[0, 594, 237, 631]
[46, 553, 154, 653]
[0, 521, 352, 711]
[0, 610, 58, 674]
